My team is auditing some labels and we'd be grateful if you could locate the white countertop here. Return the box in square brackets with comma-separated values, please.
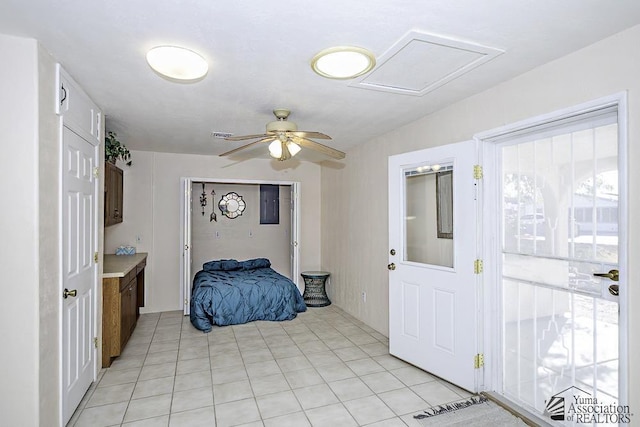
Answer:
[103, 253, 148, 278]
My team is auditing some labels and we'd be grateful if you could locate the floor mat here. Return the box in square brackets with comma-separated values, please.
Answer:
[413, 396, 529, 426]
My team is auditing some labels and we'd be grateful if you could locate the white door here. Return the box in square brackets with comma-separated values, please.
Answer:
[491, 101, 627, 419]
[388, 140, 480, 392]
[290, 183, 300, 290]
[62, 126, 98, 424]
[181, 178, 192, 315]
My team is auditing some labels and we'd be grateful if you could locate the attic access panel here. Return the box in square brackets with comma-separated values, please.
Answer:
[350, 31, 504, 96]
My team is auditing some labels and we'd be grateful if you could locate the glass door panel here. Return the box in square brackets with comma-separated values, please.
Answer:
[404, 163, 454, 267]
[500, 116, 619, 423]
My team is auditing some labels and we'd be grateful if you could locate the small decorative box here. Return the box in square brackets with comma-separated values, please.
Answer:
[115, 245, 136, 256]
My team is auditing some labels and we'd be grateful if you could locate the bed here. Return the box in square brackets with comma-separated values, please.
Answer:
[190, 258, 307, 332]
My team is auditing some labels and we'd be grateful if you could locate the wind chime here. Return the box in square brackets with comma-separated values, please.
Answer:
[199, 183, 218, 221]
[200, 183, 207, 216]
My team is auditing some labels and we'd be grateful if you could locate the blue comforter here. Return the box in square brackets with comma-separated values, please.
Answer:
[190, 262, 306, 332]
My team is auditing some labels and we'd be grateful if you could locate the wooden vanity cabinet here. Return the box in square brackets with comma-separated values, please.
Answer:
[104, 161, 123, 226]
[102, 255, 146, 367]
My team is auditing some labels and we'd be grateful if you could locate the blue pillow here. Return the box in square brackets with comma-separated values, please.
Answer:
[241, 258, 271, 270]
[203, 259, 241, 271]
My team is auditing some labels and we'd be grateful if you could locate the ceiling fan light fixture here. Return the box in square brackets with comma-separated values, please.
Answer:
[287, 141, 301, 156]
[146, 46, 208, 81]
[311, 46, 376, 79]
[268, 139, 301, 161]
[268, 140, 282, 159]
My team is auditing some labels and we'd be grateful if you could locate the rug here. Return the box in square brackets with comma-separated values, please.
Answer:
[413, 396, 529, 426]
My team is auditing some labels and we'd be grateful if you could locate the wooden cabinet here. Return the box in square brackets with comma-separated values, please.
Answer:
[102, 255, 146, 367]
[104, 161, 123, 226]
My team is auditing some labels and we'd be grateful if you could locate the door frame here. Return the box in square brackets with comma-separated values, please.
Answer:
[476, 92, 629, 404]
[179, 177, 301, 315]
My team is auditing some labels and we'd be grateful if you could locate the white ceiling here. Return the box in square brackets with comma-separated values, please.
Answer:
[2, 1, 640, 162]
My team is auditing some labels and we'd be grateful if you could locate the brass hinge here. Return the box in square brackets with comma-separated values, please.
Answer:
[474, 259, 483, 274]
[474, 353, 484, 369]
[93, 167, 99, 178]
[473, 165, 483, 180]
[184, 298, 188, 306]
[94, 337, 98, 349]
[94, 252, 99, 263]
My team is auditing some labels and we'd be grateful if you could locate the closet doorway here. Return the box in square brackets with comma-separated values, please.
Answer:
[180, 178, 300, 315]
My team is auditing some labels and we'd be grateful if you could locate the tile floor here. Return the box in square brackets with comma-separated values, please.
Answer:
[68, 306, 473, 427]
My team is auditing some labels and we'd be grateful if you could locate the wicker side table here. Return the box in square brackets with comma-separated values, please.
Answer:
[301, 271, 331, 307]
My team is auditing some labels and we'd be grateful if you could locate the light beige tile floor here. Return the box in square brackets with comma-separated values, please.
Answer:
[68, 306, 472, 427]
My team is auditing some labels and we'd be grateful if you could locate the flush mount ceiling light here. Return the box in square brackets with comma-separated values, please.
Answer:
[146, 46, 208, 81]
[311, 46, 376, 79]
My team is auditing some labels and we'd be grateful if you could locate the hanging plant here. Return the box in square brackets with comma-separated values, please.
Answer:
[105, 131, 132, 166]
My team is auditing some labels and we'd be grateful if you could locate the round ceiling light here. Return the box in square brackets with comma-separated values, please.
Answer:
[311, 46, 376, 80]
[146, 46, 208, 81]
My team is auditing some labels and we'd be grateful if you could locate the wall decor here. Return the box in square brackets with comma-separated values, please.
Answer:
[210, 188, 217, 222]
[219, 192, 246, 219]
[200, 183, 207, 216]
[436, 171, 453, 239]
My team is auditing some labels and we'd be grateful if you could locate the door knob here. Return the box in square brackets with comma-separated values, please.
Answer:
[593, 269, 619, 282]
[63, 288, 77, 299]
[387, 263, 396, 271]
[608, 284, 619, 296]
[390, 249, 396, 256]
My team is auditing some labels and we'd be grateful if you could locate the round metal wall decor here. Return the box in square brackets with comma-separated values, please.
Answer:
[218, 192, 246, 219]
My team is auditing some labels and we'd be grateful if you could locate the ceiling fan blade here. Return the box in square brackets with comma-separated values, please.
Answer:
[290, 131, 332, 140]
[292, 137, 345, 160]
[219, 136, 275, 157]
[224, 133, 271, 141]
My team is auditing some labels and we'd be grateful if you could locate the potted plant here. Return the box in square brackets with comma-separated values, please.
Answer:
[105, 131, 132, 166]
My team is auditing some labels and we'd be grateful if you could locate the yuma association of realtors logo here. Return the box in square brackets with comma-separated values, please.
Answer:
[544, 386, 633, 424]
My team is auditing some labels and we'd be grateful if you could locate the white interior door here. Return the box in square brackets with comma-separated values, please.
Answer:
[290, 183, 300, 290]
[181, 178, 192, 315]
[490, 101, 627, 420]
[62, 126, 98, 424]
[388, 140, 480, 392]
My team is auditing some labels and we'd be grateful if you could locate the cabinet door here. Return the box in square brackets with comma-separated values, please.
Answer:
[119, 278, 137, 350]
[113, 166, 123, 223]
[57, 64, 102, 143]
[127, 279, 137, 337]
[119, 286, 128, 350]
[105, 162, 123, 226]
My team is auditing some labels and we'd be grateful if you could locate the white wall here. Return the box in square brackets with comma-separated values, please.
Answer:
[0, 34, 60, 426]
[321, 25, 640, 408]
[37, 39, 63, 424]
[105, 151, 321, 313]
[191, 183, 292, 279]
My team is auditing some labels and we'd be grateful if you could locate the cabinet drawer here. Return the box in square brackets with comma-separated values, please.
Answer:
[120, 270, 136, 292]
[136, 258, 147, 273]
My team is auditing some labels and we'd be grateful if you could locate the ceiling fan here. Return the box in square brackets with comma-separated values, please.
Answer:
[220, 109, 346, 161]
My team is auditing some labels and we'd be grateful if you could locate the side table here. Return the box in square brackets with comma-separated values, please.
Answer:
[301, 271, 331, 307]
